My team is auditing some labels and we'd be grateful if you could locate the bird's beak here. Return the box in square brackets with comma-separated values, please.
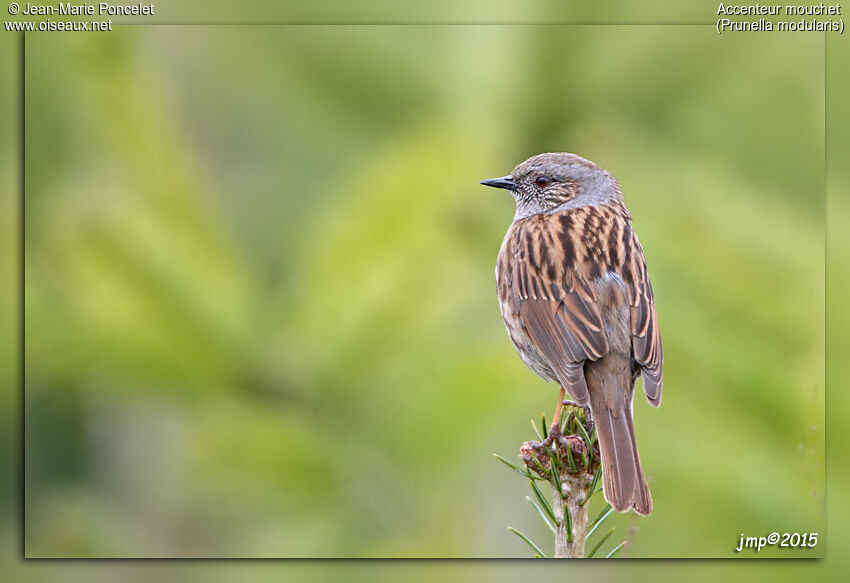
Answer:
[479, 176, 517, 191]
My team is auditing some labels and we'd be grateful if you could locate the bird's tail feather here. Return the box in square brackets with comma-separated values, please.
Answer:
[589, 382, 652, 516]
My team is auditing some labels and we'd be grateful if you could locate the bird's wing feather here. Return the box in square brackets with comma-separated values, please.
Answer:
[504, 208, 663, 406]
[506, 214, 609, 404]
[624, 230, 663, 406]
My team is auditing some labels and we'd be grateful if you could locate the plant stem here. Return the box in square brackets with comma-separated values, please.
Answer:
[552, 467, 591, 558]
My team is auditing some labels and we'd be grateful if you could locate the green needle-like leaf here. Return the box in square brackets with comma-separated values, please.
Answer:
[493, 453, 549, 481]
[530, 479, 558, 525]
[530, 419, 544, 440]
[529, 449, 552, 478]
[591, 503, 613, 529]
[526, 496, 556, 534]
[605, 541, 627, 558]
[493, 454, 529, 477]
[541, 413, 548, 434]
[545, 443, 562, 470]
[581, 468, 602, 507]
[587, 528, 615, 558]
[565, 445, 578, 473]
[563, 502, 573, 543]
[587, 505, 614, 539]
[508, 527, 548, 558]
[590, 467, 601, 491]
[575, 420, 593, 463]
[548, 454, 564, 498]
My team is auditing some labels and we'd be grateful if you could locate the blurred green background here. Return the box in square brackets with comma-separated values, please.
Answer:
[17, 24, 826, 560]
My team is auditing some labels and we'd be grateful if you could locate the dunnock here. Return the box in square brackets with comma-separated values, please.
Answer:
[482, 153, 662, 515]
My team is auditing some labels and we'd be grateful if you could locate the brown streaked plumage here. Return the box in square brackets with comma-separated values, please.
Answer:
[482, 153, 662, 515]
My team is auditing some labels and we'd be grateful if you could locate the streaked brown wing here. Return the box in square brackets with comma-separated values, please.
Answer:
[507, 216, 609, 404]
[624, 230, 663, 406]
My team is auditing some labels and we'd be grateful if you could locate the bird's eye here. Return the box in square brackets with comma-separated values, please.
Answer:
[535, 176, 550, 188]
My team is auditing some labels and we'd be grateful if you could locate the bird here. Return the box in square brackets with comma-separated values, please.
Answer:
[481, 152, 662, 515]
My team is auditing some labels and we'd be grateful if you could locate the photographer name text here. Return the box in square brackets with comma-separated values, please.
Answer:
[15, 2, 153, 16]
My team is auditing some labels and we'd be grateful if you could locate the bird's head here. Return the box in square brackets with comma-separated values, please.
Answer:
[480, 152, 622, 220]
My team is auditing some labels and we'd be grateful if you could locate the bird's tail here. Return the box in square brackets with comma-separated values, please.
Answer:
[587, 371, 653, 516]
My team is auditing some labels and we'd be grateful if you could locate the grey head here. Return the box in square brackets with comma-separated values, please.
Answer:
[480, 152, 623, 221]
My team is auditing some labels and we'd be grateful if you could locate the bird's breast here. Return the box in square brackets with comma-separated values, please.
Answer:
[495, 228, 560, 382]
